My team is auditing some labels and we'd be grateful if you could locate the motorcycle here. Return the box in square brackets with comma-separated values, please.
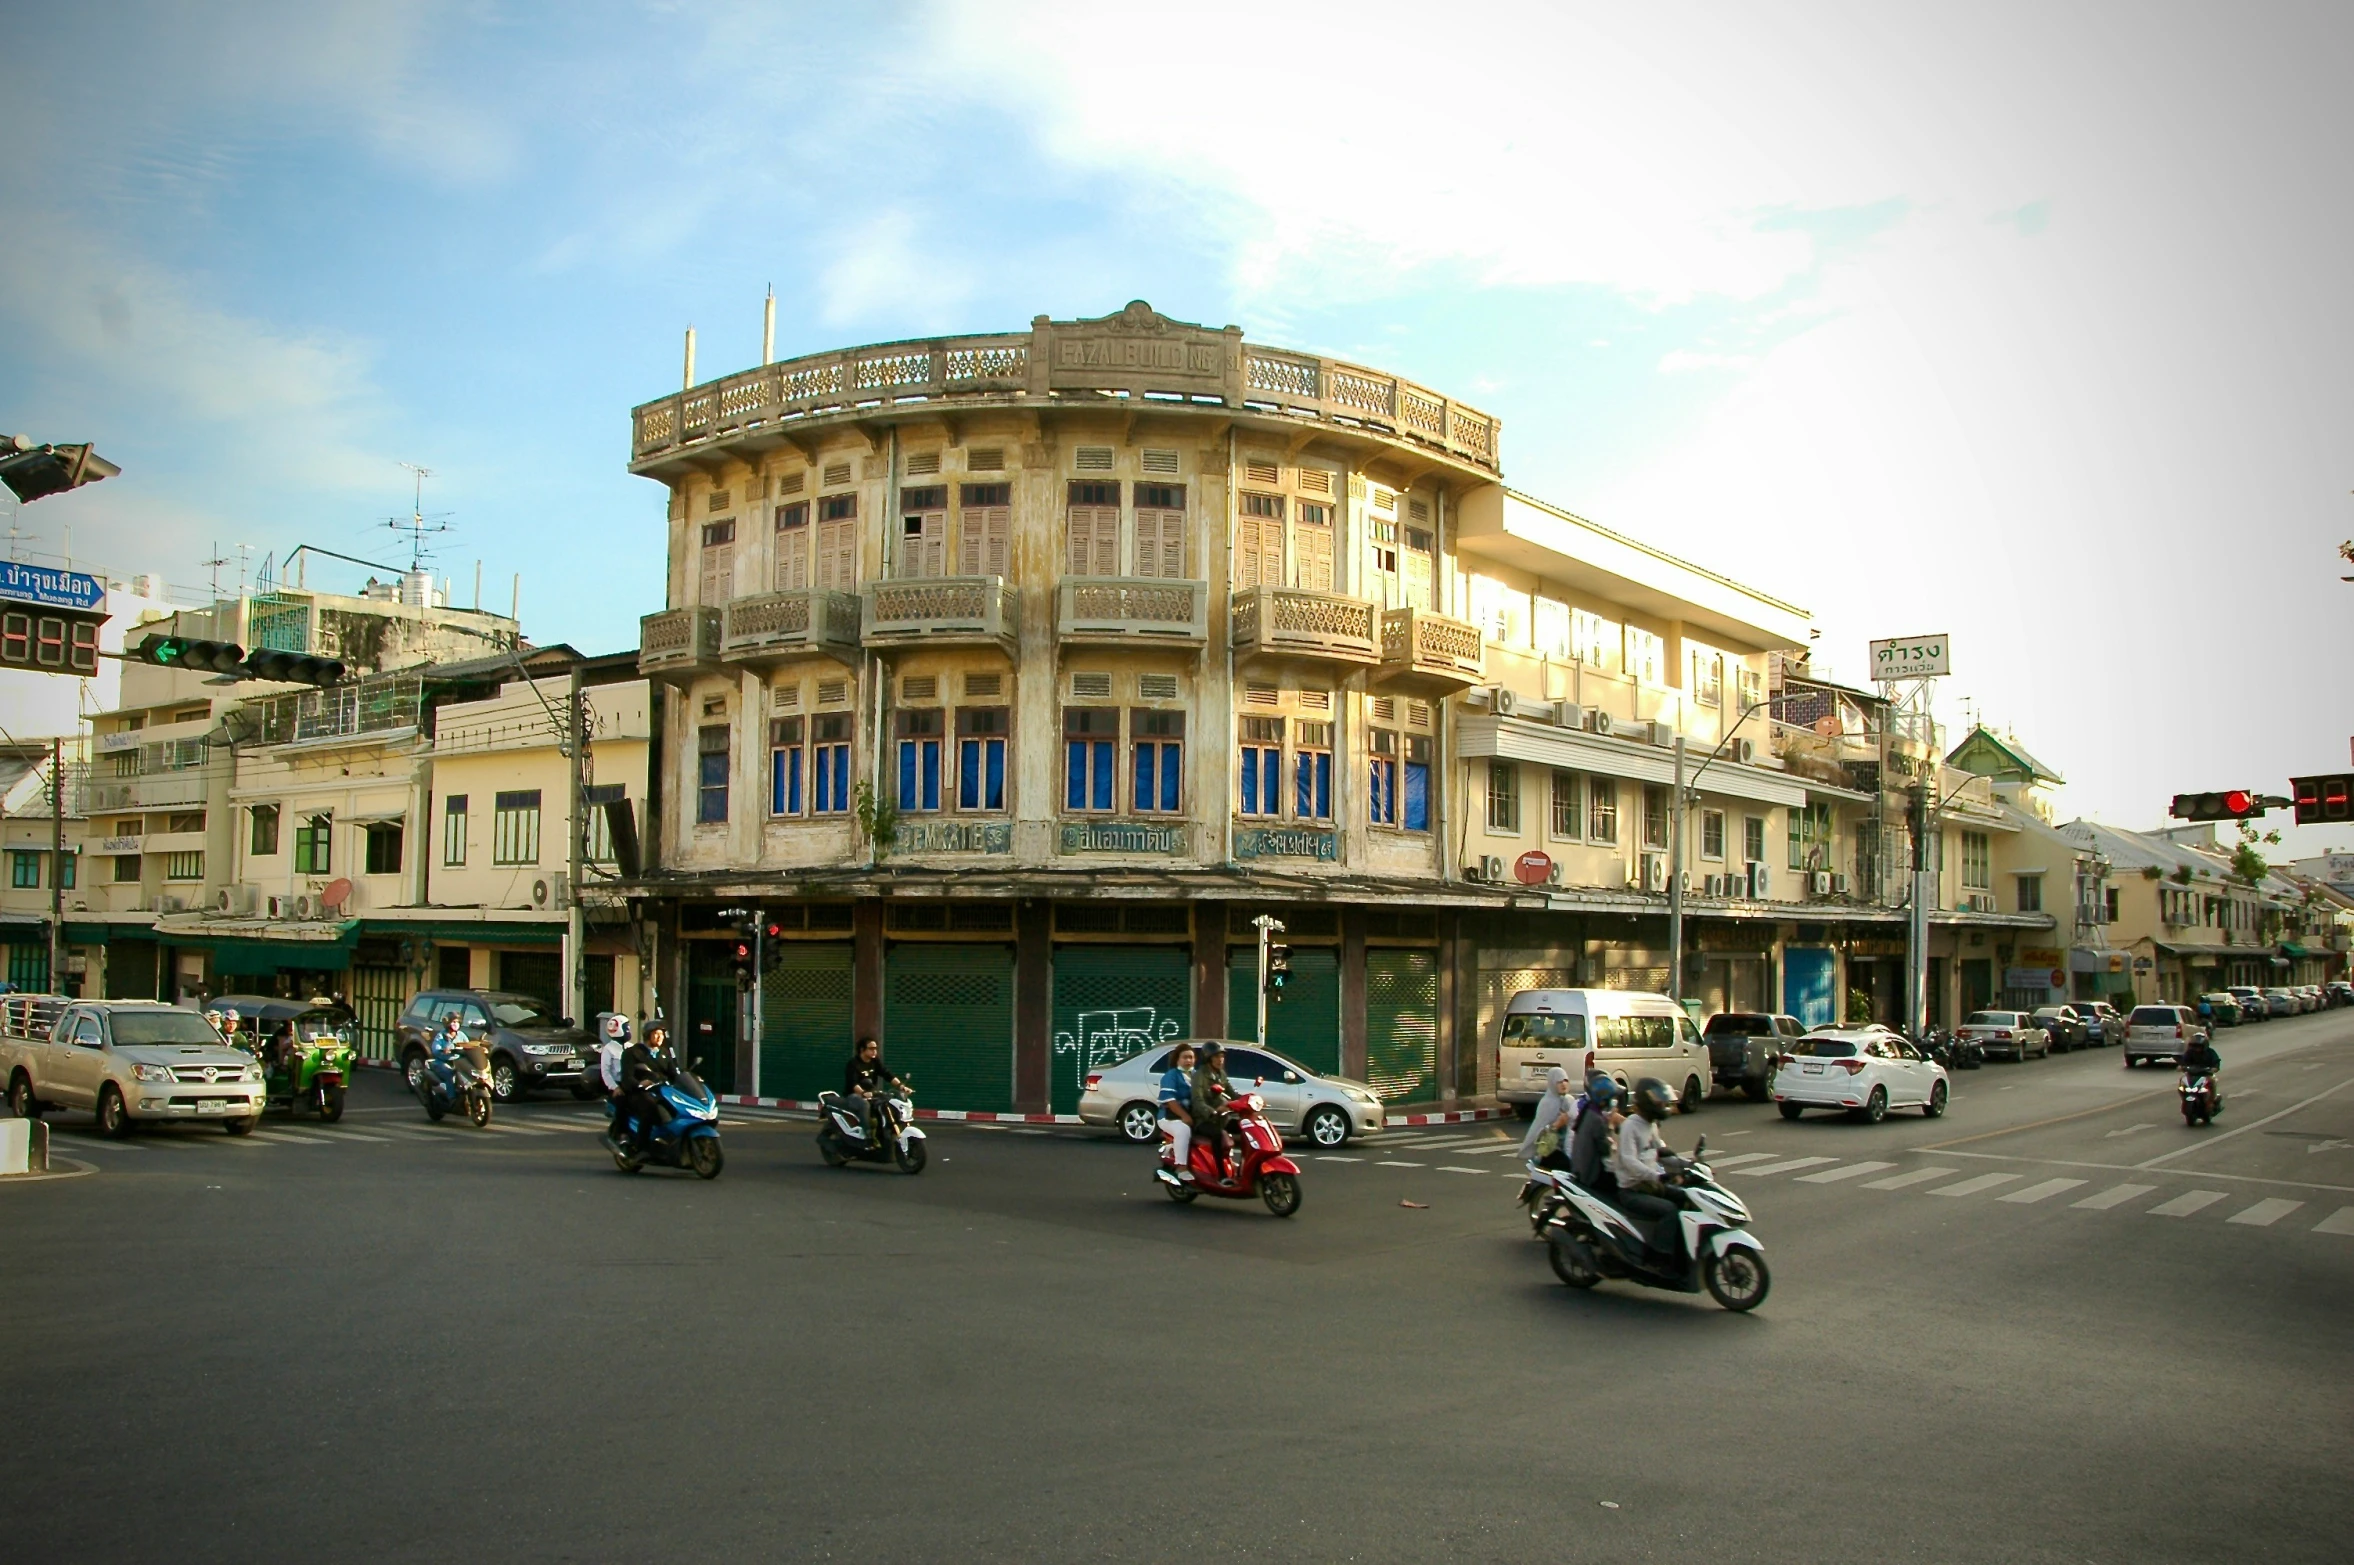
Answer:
[218, 1009, 357, 1120]
[816, 1084, 927, 1174]
[1154, 1093, 1303, 1217]
[2178, 1068, 2223, 1127]
[607, 1068, 723, 1178]
[414, 1040, 494, 1129]
[1915, 1028, 1981, 1072]
[1535, 1135, 1770, 1312]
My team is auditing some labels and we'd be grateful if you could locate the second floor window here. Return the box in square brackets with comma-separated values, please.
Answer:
[494, 791, 542, 864]
[9, 851, 37, 888]
[585, 784, 625, 864]
[1236, 492, 1285, 589]
[959, 484, 1011, 577]
[770, 717, 804, 816]
[1239, 715, 1282, 818]
[1962, 830, 1992, 890]
[1064, 707, 1118, 812]
[294, 815, 332, 875]
[1588, 778, 1619, 844]
[816, 494, 858, 591]
[697, 726, 729, 825]
[699, 519, 736, 605]
[363, 821, 403, 875]
[1702, 809, 1726, 861]
[1788, 801, 1833, 870]
[2017, 874, 2042, 913]
[1744, 815, 1766, 865]
[1067, 481, 1120, 575]
[896, 707, 944, 813]
[55, 851, 74, 890]
[1642, 785, 1669, 851]
[1294, 501, 1333, 591]
[812, 714, 853, 815]
[1485, 760, 1520, 834]
[1298, 721, 1335, 823]
[1403, 735, 1431, 832]
[249, 803, 279, 857]
[443, 795, 468, 866]
[773, 502, 810, 591]
[113, 853, 142, 883]
[165, 850, 204, 881]
[1134, 484, 1185, 577]
[1369, 730, 1398, 826]
[898, 486, 947, 578]
[1550, 770, 1581, 839]
[1132, 709, 1184, 814]
[957, 706, 1008, 811]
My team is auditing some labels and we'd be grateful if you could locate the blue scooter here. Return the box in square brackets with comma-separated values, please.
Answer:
[605, 1069, 724, 1179]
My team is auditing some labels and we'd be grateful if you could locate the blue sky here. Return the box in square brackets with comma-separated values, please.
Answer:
[3, 1, 2351, 851]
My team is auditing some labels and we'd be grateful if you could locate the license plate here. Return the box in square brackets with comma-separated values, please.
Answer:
[197, 1099, 229, 1114]
[1801, 1062, 1825, 1074]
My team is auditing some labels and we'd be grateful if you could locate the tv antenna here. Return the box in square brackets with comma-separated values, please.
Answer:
[200, 541, 230, 601]
[387, 462, 454, 570]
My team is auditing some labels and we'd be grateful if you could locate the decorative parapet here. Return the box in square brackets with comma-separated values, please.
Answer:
[632, 301, 1500, 475]
[78, 774, 209, 814]
[862, 576, 1019, 650]
[639, 606, 722, 683]
[1055, 577, 1208, 648]
[1229, 586, 1380, 667]
[1375, 606, 1484, 692]
[721, 589, 861, 668]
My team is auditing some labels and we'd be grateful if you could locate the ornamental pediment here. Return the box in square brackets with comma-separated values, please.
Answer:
[1039, 300, 1239, 389]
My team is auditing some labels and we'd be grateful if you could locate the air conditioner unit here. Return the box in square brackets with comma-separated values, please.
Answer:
[532, 878, 551, 907]
[1810, 871, 1832, 897]
[1966, 892, 1997, 913]
[292, 894, 315, 920]
[214, 886, 255, 916]
[1642, 853, 1668, 893]
[1829, 873, 1850, 896]
[266, 895, 286, 920]
[1546, 863, 1564, 887]
[1706, 874, 1727, 897]
[1748, 862, 1771, 899]
[1678, 870, 1693, 896]
[1479, 855, 1507, 883]
[1646, 720, 1675, 747]
[1491, 688, 1520, 717]
[1587, 710, 1616, 737]
[158, 894, 186, 914]
[1730, 737, 1755, 765]
[1462, 862, 1485, 883]
[1554, 703, 1586, 730]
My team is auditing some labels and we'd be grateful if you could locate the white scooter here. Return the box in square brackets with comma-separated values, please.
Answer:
[1529, 1135, 1770, 1312]
[816, 1084, 928, 1174]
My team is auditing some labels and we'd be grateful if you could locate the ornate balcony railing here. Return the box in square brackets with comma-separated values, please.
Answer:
[721, 589, 861, 668]
[1375, 606, 1485, 692]
[1056, 577, 1208, 648]
[77, 772, 209, 814]
[1229, 586, 1380, 667]
[638, 607, 722, 683]
[862, 576, 1019, 651]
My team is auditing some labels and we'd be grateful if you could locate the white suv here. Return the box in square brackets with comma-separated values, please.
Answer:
[2124, 1004, 2205, 1068]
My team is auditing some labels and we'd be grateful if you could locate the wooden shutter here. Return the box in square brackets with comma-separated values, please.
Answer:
[1236, 514, 1285, 589]
[1135, 508, 1184, 578]
[960, 506, 1010, 577]
[699, 542, 734, 605]
[1404, 529, 1433, 609]
[901, 511, 946, 579]
[1295, 516, 1332, 591]
[816, 520, 857, 591]
[775, 513, 809, 591]
[1066, 505, 1118, 575]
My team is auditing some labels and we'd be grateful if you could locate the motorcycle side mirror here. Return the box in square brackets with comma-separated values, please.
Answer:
[1693, 1135, 1708, 1158]
[559, 1017, 574, 1029]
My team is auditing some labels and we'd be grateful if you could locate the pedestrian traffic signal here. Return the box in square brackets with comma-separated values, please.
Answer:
[135, 634, 247, 675]
[2291, 774, 2354, 826]
[244, 648, 347, 687]
[2170, 790, 2265, 822]
[1266, 943, 1291, 999]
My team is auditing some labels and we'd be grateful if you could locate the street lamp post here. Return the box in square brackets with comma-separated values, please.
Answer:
[1673, 696, 1776, 1008]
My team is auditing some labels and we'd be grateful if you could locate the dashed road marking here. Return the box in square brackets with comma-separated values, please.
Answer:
[1999, 1178, 2088, 1204]
[2315, 1207, 2354, 1235]
[1928, 1173, 2025, 1198]
[1377, 1161, 1426, 1169]
[2073, 1183, 2156, 1210]
[1864, 1166, 1961, 1190]
[2148, 1190, 2229, 1218]
[1316, 1156, 1363, 1163]
[1730, 1156, 1838, 1178]
[2227, 1198, 2304, 1228]
[1793, 1161, 1897, 1184]
[1437, 1166, 1490, 1175]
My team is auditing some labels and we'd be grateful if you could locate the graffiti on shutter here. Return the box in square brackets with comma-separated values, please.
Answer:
[1049, 945, 1189, 1114]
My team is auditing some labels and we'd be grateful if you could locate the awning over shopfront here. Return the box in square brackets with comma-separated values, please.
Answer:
[2153, 941, 2239, 960]
[188, 930, 361, 976]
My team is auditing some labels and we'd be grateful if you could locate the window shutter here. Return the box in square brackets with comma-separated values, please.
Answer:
[817, 520, 857, 591]
[775, 528, 808, 591]
[961, 506, 1010, 577]
[700, 543, 734, 605]
[1295, 516, 1332, 591]
[1067, 505, 1117, 575]
[1136, 508, 1183, 578]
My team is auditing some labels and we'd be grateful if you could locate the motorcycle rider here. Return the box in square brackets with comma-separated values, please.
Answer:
[2178, 1031, 2222, 1087]
[843, 1036, 904, 1148]
[1158, 1042, 1199, 1180]
[426, 1011, 470, 1101]
[1609, 1078, 1684, 1260]
[596, 1015, 633, 1153]
[1568, 1075, 1622, 1195]
[614, 1022, 672, 1152]
[1191, 1044, 1238, 1176]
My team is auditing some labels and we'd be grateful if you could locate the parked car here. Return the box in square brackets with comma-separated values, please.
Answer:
[1958, 1009, 2047, 1062]
[2329, 981, 2354, 1008]
[1701, 1012, 1808, 1100]
[2074, 1000, 2127, 1046]
[1769, 1028, 1949, 1122]
[2228, 985, 2270, 1022]
[2124, 1004, 2206, 1067]
[2032, 1006, 2090, 1052]
[394, 989, 599, 1103]
[2299, 984, 2325, 1012]
[1076, 1039, 1384, 1149]
[2, 999, 263, 1136]
[2261, 987, 2302, 1018]
[2196, 992, 2243, 1027]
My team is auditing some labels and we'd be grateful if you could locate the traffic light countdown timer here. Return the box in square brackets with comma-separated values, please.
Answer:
[0, 564, 106, 677]
[2290, 775, 2354, 827]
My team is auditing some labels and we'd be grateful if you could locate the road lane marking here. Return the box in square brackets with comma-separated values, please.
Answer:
[1794, 1161, 1897, 1184]
[2148, 1190, 2229, 1217]
[490, 1125, 555, 1137]
[263, 1130, 337, 1144]
[56, 1134, 145, 1151]
[1928, 1173, 2024, 1198]
[2315, 1207, 2354, 1235]
[1316, 1156, 1363, 1163]
[1864, 1166, 1961, 1189]
[2073, 1184, 2156, 1209]
[1704, 1152, 1782, 1169]
[307, 1128, 392, 1143]
[246, 1134, 311, 1146]
[1377, 1161, 1427, 1168]
[2226, 1198, 2304, 1227]
[1729, 1156, 1838, 1177]
[2135, 1076, 2354, 1169]
[1438, 1166, 1490, 1175]
[2102, 1124, 2157, 1138]
[2000, 1178, 2088, 1204]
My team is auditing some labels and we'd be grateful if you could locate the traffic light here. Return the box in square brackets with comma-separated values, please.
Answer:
[135, 634, 246, 675]
[731, 936, 755, 990]
[1266, 942, 1291, 1001]
[244, 648, 347, 687]
[2170, 790, 2266, 823]
[2291, 774, 2354, 826]
[0, 438, 119, 503]
[760, 919, 790, 974]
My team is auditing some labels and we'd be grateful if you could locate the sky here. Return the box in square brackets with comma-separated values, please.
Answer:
[1, 0, 2349, 852]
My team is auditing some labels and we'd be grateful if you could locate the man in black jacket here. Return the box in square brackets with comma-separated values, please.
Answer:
[843, 1037, 903, 1145]
[612, 1022, 672, 1152]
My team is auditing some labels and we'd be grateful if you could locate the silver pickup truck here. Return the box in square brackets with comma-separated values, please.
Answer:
[2, 996, 265, 1137]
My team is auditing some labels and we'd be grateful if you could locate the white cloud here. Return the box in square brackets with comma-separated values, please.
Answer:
[817, 208, 977, 331]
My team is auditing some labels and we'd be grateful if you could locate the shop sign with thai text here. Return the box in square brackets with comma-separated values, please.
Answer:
[1233, 827, 1338, 861]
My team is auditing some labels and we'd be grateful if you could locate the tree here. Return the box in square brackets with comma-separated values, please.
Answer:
[2230, 818, 2281, 886]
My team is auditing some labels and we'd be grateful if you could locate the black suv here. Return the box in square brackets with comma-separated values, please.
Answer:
[395, 989, 599, 1103]
[1702, 1012, 1807, 1099]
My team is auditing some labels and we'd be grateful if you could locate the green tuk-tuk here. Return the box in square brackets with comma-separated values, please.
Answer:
[208, 995, 360, 1122]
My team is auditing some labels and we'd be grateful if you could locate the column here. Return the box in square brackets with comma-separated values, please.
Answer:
[1015, 898, 1051, 1113]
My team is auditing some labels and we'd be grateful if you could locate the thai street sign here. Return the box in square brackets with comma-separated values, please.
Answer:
[1868, 634, 1950, 682]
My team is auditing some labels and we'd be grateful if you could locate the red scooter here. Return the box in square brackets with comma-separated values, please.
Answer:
[1155, 1093, 1304, 1216]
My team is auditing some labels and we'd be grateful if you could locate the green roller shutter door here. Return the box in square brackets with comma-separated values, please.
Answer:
[759, 943, 854, 1102]
[884, 942, 1015, 1114]
[1226, 945, 1340, 1077]
[1366, 948, 1439, 1104]
[1050, 945, 1191, 1114]
[686, 941, 740, 1095]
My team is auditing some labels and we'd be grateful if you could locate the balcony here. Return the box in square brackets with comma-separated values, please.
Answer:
[721, 589, 861, 670]
[639, 607, 722, 684]
[1374, 606, 1484, 694]
[1229, 586, 1379, 670]
[1056, 577, 1208, 652]
[862, 576, 1019, 654]
[78, 772, 209, 814]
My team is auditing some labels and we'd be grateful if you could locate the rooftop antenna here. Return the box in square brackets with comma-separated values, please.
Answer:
[199, 541, 229, 602]
[234, 542, 254, 596]
[387, 462, 454, 570]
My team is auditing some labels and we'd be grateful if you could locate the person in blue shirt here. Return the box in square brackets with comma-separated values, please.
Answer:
[1158, 1042, 1199, 1180]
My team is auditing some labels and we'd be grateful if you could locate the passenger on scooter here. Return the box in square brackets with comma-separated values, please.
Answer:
[1609, 1078, 1684, 1259]
[428, 1012, 468, 1095]
[1158, 1042, 1199, 1181]
[1569, 1075, 1622, 1194]
[1518, 1066, 1574, 1167]
[596, 1015, 632, 1153]
[1192, 1044, 1237, 1174]
[843, 1037, 904, 1147]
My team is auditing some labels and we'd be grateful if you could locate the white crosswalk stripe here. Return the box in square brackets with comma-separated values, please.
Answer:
[2226, 1198, 2303, 1228]
[2148, 1190, 2229, 1218]
[263, 1130, 337, 1145]
[1437, 1166, 1490, 1175]
[1705, 1152, 1783, 1169]
[1729, 1156, 1838, 1178]
[2315, 1207, 2354, 1235]
[309, 1128, 392, 1143]
[2073, 1184, 2155, 1210]
[1864, 1166, 1961, 1190]
[1928, 1173, 2024, 1198]
[1794, 1161, 1896, 1184]
[1999, 1178, 2087, 1205]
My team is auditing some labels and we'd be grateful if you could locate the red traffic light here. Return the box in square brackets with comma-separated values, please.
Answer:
[2169, 790, 2268, 822]
[732, 942, 751, 963]
[2221, 790, 2252, 815]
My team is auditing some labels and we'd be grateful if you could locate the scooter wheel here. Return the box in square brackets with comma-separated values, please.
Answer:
[817, 1129, 849, 1167]
[1259, 1172, 1302, 1218]
[688, 1138, 724, 1180]
[1548, 1234, 1602, 1289]
[1703, 1245, 1771, 1312]
[467, 1089, 492, 1129]
[1162, 1178, 1198, 1203]
[892, 1138, 927, 1175]
[613, 1148, 645, 1174]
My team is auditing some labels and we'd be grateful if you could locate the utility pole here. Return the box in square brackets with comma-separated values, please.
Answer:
[1668, 735, 1686, 1005]
[564, 662, 587, 1025]
[48, 738, 65, 994]
[1906, 781, 1932, 1036]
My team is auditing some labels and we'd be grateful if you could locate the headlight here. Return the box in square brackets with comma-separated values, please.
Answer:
[244, 1066, 265, 1083]
[1344, 1088, 1377, 1104]
[132, 1063, 173, 1083]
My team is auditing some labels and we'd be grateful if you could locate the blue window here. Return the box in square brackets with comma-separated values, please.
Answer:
[957, 707, 1009, 811]
[1132, 708, 1184, 814]
[1239, 716, 1282, 818]
[812, 714, 852, 815]
[895, 708, 943, 813]
[769, 717, 803, 816]
[696, 726, 729, 825]
[1403, 735, 1431, 832]
[1368, 730, 1398, 826]
[1064, 708, 1118, 812]
[1294, 720, 1332, 821]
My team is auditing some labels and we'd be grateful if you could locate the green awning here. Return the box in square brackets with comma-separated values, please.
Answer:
[197, 935, 358, 976]
[2280, 942, 2313, 958]
[357, 919, 564, 946]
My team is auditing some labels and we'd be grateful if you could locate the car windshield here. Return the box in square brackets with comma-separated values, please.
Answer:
[490, 998, 558, 1027]
[2034, 1009, 2069, 1020]
[2129, 1007, 2177, 1025]
[1789, 1036, 1858, 1057]
[1964, 1012, 2017, 1027]
[108, 1011, 232, 1047]
[1502, 1012, 1586, 1043]
[1704, 1015, 1771, 1035]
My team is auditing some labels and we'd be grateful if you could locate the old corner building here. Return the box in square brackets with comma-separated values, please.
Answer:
[605, 301, 2049, 1114]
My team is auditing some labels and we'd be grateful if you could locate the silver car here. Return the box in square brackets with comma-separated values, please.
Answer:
[1077, 1039, 1386, 1149]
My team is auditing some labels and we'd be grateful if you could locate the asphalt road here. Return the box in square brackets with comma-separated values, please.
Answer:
[8, 1013, 2350, 1564]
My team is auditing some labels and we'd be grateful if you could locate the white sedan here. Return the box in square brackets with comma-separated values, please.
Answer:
[1770, 1028, 1950, 1123]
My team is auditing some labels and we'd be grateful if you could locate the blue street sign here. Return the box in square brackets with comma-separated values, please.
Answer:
[0, 562, 104, 612]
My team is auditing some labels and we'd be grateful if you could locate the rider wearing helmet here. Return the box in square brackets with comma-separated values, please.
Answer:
[1569, 1075, 1623, 1193]
[596, 1015, 633, 1152]
[615, 1020, 672, 1152]
[1609, 1078, 1683, 1258]
[426, 1011, 470, 1098]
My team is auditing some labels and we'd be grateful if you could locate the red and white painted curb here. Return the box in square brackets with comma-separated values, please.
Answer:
[718, 1093, 1083, 1125]
[1389, 1106, 1512, 1126]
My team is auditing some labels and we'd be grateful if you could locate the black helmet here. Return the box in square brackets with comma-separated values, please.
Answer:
[1585, 1075, 1619, 1106]
[1632, 1077, 1675, 1123]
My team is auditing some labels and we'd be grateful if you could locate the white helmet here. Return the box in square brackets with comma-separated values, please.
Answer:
[602, 1014, 632, 1045]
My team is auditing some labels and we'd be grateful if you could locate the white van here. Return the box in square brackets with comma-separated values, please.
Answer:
[1498, 989, 1710, 1114]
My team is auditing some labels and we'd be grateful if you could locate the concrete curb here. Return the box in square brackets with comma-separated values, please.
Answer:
[717, 1093, 1082, 1124]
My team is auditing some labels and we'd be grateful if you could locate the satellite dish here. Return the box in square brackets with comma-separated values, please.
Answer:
[321, 877, 353, 913]
[1812, 715, 1842, 738]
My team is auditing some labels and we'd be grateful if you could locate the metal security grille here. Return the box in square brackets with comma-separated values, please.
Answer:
[686, 941, 740, 1094]
[1049, 945, 1189, 1115]
[883, 943, 1014, 1113]
[6, 944, 49, 992]
[1365, 949, 1439, 1104]
[759, 943, 854, 1102]
[1226, 945, 1339, 1076]
[349, 964, 408, 1061]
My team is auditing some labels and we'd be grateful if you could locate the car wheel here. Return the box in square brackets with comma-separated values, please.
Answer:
[1303, 1105, 1350, 1149]
[1742, 1075, 1770, 1102]
[1923, 1080, 1948, 1119]
[225, 1116, 258, 1136]
[8, 1074, 37, 1120]
[96, 1085, 131, 1139]
[1115, 1101, 1161, 1145]
[401, 1050, 426, 1092]
[489, 1055, 521, 1103]
[1854, 1086, 1887, 1124]
[1680, 1076, 1705, 1114]
[1777, 1102, 1804, 1121]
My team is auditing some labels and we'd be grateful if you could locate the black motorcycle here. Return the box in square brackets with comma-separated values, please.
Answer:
[815, 1084, 928, 1174]
[1916, 1028, 1982, 1072]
